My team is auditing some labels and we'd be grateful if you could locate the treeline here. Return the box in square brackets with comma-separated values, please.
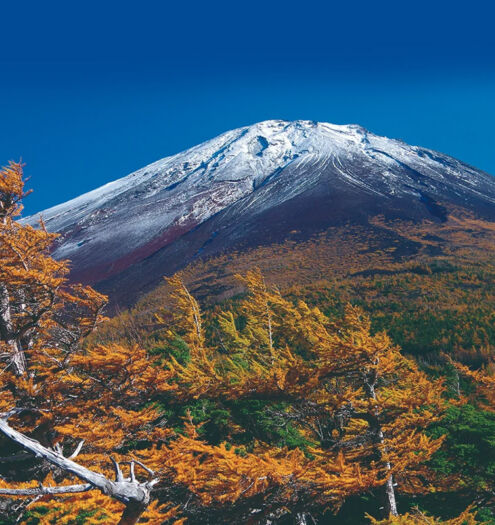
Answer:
[0, 164, 494, 524]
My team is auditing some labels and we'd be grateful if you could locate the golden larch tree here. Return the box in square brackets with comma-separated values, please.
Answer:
[167, 270, 448, 521]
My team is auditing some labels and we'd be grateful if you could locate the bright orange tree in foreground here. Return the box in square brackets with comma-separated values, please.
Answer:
[0, 163, 183, 523]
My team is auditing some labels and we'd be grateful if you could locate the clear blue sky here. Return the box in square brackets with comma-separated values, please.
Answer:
[1, 0, 494, 215]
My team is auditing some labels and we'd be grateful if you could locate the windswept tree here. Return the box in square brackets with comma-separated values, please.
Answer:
[167, 270, 448, 521]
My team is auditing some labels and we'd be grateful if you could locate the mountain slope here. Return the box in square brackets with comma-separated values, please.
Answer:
[25, 120, 495, 306]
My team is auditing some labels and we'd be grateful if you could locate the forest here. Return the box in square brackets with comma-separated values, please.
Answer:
[1, 163, 495, 525]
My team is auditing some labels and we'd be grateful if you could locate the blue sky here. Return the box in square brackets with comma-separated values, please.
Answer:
[1, 0, 494, 214]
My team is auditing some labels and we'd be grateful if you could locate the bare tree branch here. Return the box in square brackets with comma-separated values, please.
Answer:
[111, 456, 124, 482]
[68, 440, 85, 460]
[0, 484, 92, 496]
[0, 410, 159, 524]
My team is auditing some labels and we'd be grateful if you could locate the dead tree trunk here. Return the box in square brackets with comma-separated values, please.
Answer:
[118, 501, 149, 525]
[0, 409, 158, 523]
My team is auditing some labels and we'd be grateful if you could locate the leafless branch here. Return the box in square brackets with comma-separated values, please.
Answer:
[68, 440, 85, 459]
[0, 484, 92, 496]
[0, 409, 159, 524]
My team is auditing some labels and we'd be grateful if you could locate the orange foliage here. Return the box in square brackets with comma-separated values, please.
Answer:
[367, 506, 481, 524]
[166, 270, 447, 516]
[0, 164, 457, 523]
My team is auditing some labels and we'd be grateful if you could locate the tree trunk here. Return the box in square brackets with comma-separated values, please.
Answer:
[381, 473, 398, 518]
[118, 501, 148, 525]
[296, 512, 309, 525]
[0, 284, 26, 376]
[373, 427, 398, 518]
[363, 372, 398, 518]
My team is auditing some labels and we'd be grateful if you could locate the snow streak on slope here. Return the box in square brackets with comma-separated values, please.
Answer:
[25, 120, 495, 287]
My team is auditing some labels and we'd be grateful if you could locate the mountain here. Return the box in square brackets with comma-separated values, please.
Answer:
[25, 120, 495, 306]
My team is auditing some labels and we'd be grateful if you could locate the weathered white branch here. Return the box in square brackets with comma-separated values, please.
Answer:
[0, 410, 159, 524]
[68, 440, 85, 460]
[0, 414, 113, 494]
[0, 484, 92, 496]
[122, 459, 155, 477]
[111, 456, 125, 482]
[130, 461, 136, 483]
[50, 439, 85, 460]
[51, 442, 63, 455]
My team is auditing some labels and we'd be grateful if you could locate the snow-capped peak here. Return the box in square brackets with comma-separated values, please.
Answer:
[24, 120, 495, 296]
